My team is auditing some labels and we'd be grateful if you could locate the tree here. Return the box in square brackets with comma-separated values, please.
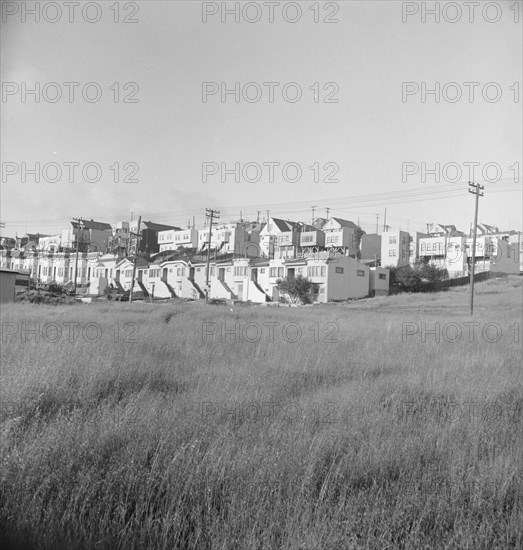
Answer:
[416, 258, 448, 283]
[389, 265, 423, 292]
[352, 227, 365, 259]
[276, 274, 313, 304]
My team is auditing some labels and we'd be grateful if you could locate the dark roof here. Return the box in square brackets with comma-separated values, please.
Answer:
[330, 217, 359, 229]
[76, 219, 112, 231]
[271, 218, 293, 232]
[142, 221, 180, 231]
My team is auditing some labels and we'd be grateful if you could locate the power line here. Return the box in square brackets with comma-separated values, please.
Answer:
[3, 179, 520, 228]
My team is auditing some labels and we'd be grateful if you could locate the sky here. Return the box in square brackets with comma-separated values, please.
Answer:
[1, 0, 521, 237]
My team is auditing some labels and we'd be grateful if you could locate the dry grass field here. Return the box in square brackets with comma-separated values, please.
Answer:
[1, 276, 522, 549]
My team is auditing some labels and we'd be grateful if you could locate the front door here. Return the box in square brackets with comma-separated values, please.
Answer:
[237, 283, 243, 300]
[218, 268, 225, 282]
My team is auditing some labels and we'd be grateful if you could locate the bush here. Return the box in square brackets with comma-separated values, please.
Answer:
[276, 275, 313, 304]
[389, 261, 449, 293]
[389, 265, 423, 292]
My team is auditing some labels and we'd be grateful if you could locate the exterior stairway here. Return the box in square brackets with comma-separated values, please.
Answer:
[161, 278, 177, 298]
[219, 280, 237, 299]
[137, 280, 149, 297]
[252, 280, 271, 301]
[189, 278, 205, 299]
[114, 278, 125, 293]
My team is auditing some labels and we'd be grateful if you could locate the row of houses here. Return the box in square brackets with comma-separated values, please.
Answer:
[378, 223, 521, 276]
[0, 247, 389, 303]
[1, 216, 520, 303]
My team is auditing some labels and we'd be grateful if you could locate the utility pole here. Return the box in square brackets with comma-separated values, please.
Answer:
[311, 205, 317, 225]
[383, 208, 387, 232]
[468, 182, 484, 316]
[256, 211, 261, 224]
[71, 218, 84, 295]
[375, 214, 379, 234]
[325, 207, 330, 219]
[129, 216, 142, 304]
[205, 208, 220, 303]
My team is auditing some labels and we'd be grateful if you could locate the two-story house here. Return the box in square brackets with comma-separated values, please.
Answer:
[380, 230, 411, 267]
[322, 217, 361, 256]
[158, 227, 199, 252]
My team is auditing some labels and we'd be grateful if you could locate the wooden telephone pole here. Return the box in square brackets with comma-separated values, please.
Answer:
[468, 182, 484, 315]
[71, 218, 84, 295]
[129, 216, 142, 304]
[205, 209, 220, 303]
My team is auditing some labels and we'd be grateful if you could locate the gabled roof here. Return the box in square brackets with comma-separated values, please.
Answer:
[477, 223, 499, 234]
[116, 256, 150, 268]
[432, 223, 456, 233]
[330, 217, 359, 229]
[312, 217, 328, 229]
[271, 218, 295, 232]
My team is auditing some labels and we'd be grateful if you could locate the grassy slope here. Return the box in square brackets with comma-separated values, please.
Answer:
[0, 276, 522, 549]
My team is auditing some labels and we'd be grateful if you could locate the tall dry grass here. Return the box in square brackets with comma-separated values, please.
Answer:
[1, 276, 522, 549]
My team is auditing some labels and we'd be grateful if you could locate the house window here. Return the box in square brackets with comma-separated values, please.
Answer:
[302, 235, 313, 243]
[326, 236, 338, 244]
[335, 267, 344, 274]
[378, 273, 386, 280]
[307, 266, 326, 277]
[389, 250, 397, 257]
[234, 266, 247, 277]
[356, 270, 365, 277]
[260, 268, 265, 273]
[389, 237, 397, 244]
[177, 268, 185, 277]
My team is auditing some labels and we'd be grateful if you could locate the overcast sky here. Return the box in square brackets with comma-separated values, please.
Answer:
[1, 0, 521, 236]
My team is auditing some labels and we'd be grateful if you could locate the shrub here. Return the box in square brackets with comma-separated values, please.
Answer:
[277, 274, 313, 304]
